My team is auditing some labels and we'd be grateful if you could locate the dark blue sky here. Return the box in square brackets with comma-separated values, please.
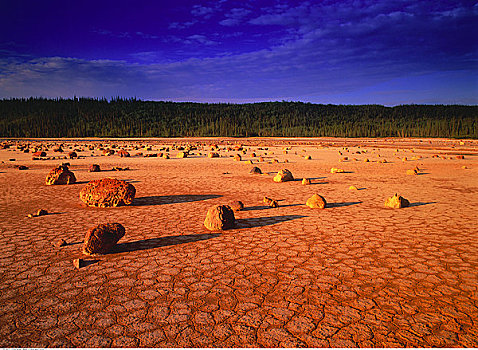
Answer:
[0, 0, 477, 105]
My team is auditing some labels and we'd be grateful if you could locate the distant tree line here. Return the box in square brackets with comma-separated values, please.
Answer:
[0, 97, 476, 138]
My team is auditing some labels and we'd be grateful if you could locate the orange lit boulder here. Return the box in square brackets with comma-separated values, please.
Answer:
[204, 205, 235, 230]
[80, 178, 136, 207]
[83, 223, 125, 255]
[45, 165, 76, 185]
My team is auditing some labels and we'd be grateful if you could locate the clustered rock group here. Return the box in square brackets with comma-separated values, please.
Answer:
[18, 140, 427, 268]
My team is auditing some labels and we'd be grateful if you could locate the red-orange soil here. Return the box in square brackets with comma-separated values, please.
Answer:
[0, 137, 477, 347]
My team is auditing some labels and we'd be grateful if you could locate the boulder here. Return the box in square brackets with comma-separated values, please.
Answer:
[83, 223, 125, 255]
[406, 169, 418, 175]
[45, 165, 76, 185]
[208, 152, 220, 158]
[330, 167, 344, 173]
[384, 193, 410, 208]
[204, 205, 235, 230]
[79, 178, 136, 207]
[349, 185, 358, 190]
[306, 194, 327, 209]
[229, 201, 244, 212]
[89, 164, 101, 172]
[263, 197, 279, 208]
[302, 178, 311, 185]
[249, 166, 262, 175]
[273, 169, 294, 182]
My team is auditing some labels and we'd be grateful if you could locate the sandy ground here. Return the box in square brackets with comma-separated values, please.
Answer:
[0, 137, 477, 347]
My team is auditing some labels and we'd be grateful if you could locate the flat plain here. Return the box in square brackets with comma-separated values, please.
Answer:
[0, 137, 477, 347]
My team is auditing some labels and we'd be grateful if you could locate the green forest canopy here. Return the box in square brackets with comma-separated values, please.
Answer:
[0, 97, 477, 138]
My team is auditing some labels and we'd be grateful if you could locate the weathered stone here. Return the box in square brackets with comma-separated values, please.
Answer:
[204, 205, 235, 230]
[73, 258, 83, 269]
[349, 185, 358, 190]
[83, 223, 126, 255]
[56, 239, 67, 248]
[36, 209, 48, 216]
[456, 155, 464, 159]
[208, 152, 220, 158]
[302, 178, 311, 185]
[384, 193, 410, 208]
[330, 167, 344, 173]
[229, 201, 244, 212]
[306, 194, 327, 209]
[234, 154, 242, 161]
[273, 169, 294, 182]
[118, 149, 130, 157]
[263, 197, 279, 208]
[406, 169, 418, 175]
[79, 178, 136, 207]
[68, 151, 78, 159]
[176, 152, 188, 158]
[45, 165, 76, 185]
[33, 151, 46, 157]
[250, 167, 262, 175]
[18, 165, 28, 170]
[89, 164, 101, 172]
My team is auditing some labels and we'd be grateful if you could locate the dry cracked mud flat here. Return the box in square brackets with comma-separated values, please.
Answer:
[0, 137, 477, 347]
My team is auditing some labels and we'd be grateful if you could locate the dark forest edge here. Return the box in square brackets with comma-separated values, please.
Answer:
[1, 97, 477, 138]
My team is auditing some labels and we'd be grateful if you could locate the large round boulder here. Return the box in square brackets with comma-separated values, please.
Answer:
[79, 178, 136, 207]
[83, 223, 125, 255]
[306, 194, 327, 209]
[45, 165, 76, 185]
[204, 205, 235, 230]
[273, 169, 294, 182]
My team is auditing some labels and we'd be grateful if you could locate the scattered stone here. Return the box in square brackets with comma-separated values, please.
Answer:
[112, 166, 129, 171]
[33, 151, 46, 157]
[89, 164, 101, 172]
[406, 169, 418, 175]
[68, 151, 78, 159]
[245, 160, 253, 164]
[163, 153, 170, 159]
[462, 165, 468, 169]
[249, 166, 262, 175]
[83, 223, 126, 255]
[349, 185, 358, 190]
[56, 239, 67, 248]
[305, 155, 311, 160]
[204, 205, 235, 230]
[37, 209, 48, 216]
[118, 150, 130, 157]
[330, 167, 344, 173]
[229, 200, 244, 212]
[456, 155, 464, 159]
[302, 178, 311, 185]
[45, 165, 76, 185]
[79, 178, 136, 207]
[176, 152, 188, 158]
[273, 169, 294, 182]
[363, 158, 369, 162]
[234, 154, 242, 161]
[73, 258, 84, 269]
[263, 197, 279, 208]
[18, 165, 28, 170]
[208, 152, 219, 158]
[384, 193, 410, 208]
[306, 194, 327, 209]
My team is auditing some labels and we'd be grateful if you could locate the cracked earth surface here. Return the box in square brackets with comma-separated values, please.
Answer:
[0, 137, 477, 347]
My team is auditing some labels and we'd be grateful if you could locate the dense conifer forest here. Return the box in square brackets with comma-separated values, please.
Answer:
[0, 97, 476, 138]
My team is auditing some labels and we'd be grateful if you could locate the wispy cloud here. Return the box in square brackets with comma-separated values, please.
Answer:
[219, 7, 252, 26]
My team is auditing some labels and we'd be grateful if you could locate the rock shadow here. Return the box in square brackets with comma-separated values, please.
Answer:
[327, 201, 362, 208]
[236, 215, 307, 228]
[409, 201, 436, 207]
[133, 194, 222, 206]
[111, 233, 220, 254]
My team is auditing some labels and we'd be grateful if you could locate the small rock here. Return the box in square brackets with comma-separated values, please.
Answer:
[89, 164, 101, 172]
[349, 185, 358, 190]
[176, 152, 188, 158]
[249, 166, 262, 175]
[330, 167, 344, 173]
[456, 155, 464, 159]
[234, 154, 242, 161]
[68, 151, 78, 159]
[45, 165, 76, 185]
[83, 223, 126, 255]
[56, 239, 68, 248]
[302, 178, 311, 185]
[273, 169, 294, 182]
[305, 155, 311, 160]
[73, 258, 84, 269]
[204, 205, 235, 230]
[36, 209, 48, 216]
[306, 194, 327, 209]
[406, 169, 418, 175]
[208, 152, 219, 158]
[384, 193, 410, 208]
[118, 149, 130, 157]
[18, 165, 28, 170]
[263, 197, 279, 208]
[229, 200, 244, 212]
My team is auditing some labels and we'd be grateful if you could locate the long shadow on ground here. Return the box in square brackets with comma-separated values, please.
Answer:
[327, 201, 362, 208]
[236, 215, 307, 229]
[409, 201, 436, 207]
[111, 233, 221, 254]
[133, 194, 222, 206]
